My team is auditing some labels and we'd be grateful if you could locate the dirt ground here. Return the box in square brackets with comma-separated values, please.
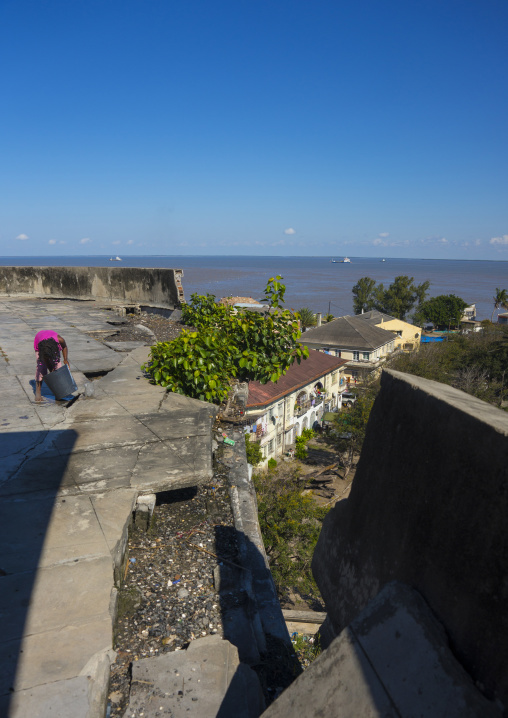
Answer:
[300, 435, 357, 506]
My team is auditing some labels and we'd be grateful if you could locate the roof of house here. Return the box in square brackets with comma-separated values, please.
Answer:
[358, 310, 420, 330]
[246, 349, 347, 409]
[299, 315, 397, 351]
[356, 310, 396, 324]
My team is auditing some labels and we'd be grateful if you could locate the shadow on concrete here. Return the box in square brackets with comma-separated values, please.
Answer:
[214, 524, 300, 712]
[0, 429, 77, 717]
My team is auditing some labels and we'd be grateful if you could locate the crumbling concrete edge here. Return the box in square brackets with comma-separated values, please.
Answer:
[226, 429, 291, 653]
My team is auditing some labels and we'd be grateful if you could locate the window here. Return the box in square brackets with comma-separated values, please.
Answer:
[352, 351, 360, 361]
[396, 330, 403, 337]
[277, 433, 282, 447]
[277, 402, 283, 417]
[268, 439, 274, 453]
[362, 352, 369, 361]
[331, 371, 337, 384]
[351, 370, 359, 380]
[336, 350, 342, 358]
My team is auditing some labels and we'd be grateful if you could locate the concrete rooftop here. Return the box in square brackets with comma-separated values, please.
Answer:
[0, 298, 217, 718]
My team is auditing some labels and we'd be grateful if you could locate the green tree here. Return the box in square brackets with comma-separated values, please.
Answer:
[352, 277, 377, 314]
[297, 307, 317, 330]
[491, 288, 508, 322]
[143, 277, 309, 403]
[323, 313, 335, 323]
[375, 276, 430, 320]
[352, 276, 429, 320]
[417, 294, 468, 329]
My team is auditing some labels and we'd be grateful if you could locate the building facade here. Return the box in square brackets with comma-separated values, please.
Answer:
[299, 315, 397, 385]
[243, 350, 346, 463]
[356, 310, 421, 352]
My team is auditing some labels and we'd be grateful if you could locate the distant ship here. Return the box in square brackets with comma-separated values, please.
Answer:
[331, 257, 351, 263]
[381, 258, 386, 262]
[109, 256, 122, 261]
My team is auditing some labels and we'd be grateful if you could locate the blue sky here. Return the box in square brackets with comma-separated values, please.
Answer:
[1, 0, 507, 259]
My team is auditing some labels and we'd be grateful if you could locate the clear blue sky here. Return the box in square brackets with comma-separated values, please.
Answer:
[1, 0, 507, 259]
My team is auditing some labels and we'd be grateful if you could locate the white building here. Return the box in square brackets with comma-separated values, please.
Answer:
[243, 350, 347, 463]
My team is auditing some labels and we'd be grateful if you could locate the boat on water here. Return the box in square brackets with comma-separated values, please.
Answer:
[109, 256, 122, 261]
[381, 258, 386, 262]
[331, 257, 351, 263]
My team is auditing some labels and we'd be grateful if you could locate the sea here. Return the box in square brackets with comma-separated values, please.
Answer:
[1, 255, 507, 322]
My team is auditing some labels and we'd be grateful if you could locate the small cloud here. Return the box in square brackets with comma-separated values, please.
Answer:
[372, 238, 384, 246]
[48, 239, 57, 245]
[80, 237, 92, 244]
[59, 240, 66, 245]
[284, 228, 296, 235]
[379, 232, 389, 238]
[112, 240, 121, 245]
[438, 238, 448, 244]
[127, 240, 134, 245]
[474, 239, 482, 246]
[490, 235, 508, 245]
[16, 233, 29, 240]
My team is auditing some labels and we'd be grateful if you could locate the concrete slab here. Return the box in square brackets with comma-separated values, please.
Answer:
[0, 557, 113, 642]
[48, 416, 158, 455]
[124, 636, 265, 718]
[0, 618, 113, 694]
[0, 675, 91, 718]
[261, 583, 501, 718]
[0, 493, 110, 572]
[103, 340, 147, 351]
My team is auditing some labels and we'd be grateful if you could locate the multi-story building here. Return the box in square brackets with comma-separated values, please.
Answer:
[355, 310, 421, 352]
[243, 350, 347, 463]
[299, 315, 397, 385]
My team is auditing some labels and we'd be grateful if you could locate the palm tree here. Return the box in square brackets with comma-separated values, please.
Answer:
[297, 307, 317, 330]
[323, 313, 335, 323]
[491, 288, 508, 322]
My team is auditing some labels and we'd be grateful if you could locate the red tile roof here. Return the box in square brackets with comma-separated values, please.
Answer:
[246, 349, 346, 408]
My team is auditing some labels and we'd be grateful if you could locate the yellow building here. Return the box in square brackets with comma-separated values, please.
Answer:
[358, 311, 421, 352]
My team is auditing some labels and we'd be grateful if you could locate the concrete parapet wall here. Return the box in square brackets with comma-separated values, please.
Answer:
[312, 369, 508, 709]
[0, 266, 184, 308]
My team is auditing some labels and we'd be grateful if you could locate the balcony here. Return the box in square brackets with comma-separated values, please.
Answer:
[346, 356, 386, 369]
[294, 396, 324, 417]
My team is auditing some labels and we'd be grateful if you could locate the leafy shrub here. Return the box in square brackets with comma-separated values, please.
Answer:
[245, 439, 263, 466]
[254, 465, 329, 604]
[143, 277, 309, 403]
[267, 458, 278, 471]
[295, 436, 308, 460]
[300, 428, 315, 441]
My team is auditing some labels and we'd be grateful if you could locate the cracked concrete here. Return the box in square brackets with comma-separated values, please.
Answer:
[0, 297, 217, 718]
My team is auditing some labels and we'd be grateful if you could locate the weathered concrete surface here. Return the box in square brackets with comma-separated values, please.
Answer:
[124, 635, 265, 718]
[312, 369, 508, 710]
[262, 583, 501, 718]
[0, 266, 184, 308]
[0, 298, 216, 718]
